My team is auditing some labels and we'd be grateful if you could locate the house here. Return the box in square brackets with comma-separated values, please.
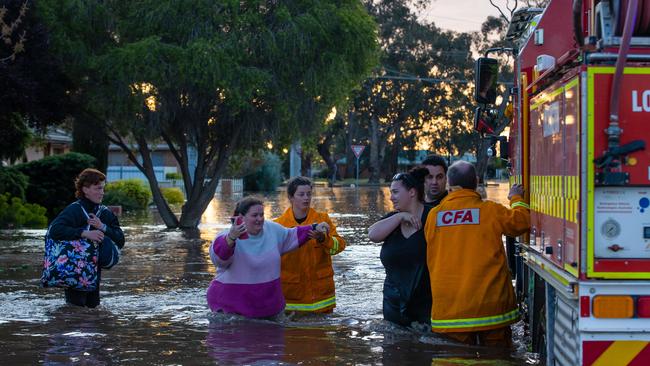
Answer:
[22, 127, 73, 163]
[107, 143, 184, 187]
[108, 144, 242, 194]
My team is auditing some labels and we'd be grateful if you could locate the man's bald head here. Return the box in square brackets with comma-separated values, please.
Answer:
[447, 161, 478, 190]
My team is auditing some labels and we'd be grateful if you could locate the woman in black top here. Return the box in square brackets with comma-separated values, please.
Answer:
[49, 168, 125, 308]
[368, 167, 432, 327]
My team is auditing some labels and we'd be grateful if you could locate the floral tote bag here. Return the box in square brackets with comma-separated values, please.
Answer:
[40, 203, 99, 291]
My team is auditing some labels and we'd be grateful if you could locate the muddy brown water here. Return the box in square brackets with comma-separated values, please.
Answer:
[0, 184, 538, 365]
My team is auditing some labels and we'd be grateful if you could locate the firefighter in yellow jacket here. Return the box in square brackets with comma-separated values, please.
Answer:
[274, 176, 346, 313]
[423, 161, 530, 346]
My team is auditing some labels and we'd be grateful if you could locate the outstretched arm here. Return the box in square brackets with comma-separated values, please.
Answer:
[368, 212, 419, 242]
[501, 184, 531, 236]
[315, 215, 346, 255]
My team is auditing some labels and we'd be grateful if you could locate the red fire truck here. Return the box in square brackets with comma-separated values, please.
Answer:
[474, 0, 650, 364]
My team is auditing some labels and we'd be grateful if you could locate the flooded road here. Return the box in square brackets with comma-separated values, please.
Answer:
[0, 184, 538, 365]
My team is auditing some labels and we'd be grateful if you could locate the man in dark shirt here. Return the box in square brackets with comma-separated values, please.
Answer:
[421, 154, 448, 206]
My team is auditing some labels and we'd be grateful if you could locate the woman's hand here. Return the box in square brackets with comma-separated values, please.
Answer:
[308, 222, 330, 243]
[399, 212, 421, 230]
[87, 213, 104, 231]
[228, 217, 247, 241]
[82, 230, 104, 242]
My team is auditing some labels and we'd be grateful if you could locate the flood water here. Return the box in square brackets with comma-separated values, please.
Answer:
[0, 184, 538, 365]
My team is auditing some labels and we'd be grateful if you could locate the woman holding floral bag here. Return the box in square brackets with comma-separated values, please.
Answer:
[47, 168, 125, 308]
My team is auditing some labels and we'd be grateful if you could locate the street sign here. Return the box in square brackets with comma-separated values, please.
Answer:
[351, 144, 366, 187]
[351, 144, 366, 159]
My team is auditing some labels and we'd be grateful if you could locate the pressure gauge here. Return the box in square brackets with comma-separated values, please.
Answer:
[601, 219, 621, 239]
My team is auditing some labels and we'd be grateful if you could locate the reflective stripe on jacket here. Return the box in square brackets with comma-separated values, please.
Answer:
[275, 207, 346, 312]
[423, 189, 530, 333]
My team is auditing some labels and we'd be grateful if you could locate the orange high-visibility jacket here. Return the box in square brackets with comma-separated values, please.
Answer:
[423, 189, 530, 333]
[274, 207, 346, 312]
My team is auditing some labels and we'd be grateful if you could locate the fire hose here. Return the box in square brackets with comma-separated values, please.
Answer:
[591, 0, 648, 183]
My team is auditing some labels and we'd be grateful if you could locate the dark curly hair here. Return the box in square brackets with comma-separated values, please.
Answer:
[74, 169, 106, 199]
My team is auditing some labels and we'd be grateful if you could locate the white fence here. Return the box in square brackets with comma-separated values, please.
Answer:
[107, 166, 243, 195]
[216, 178, 244, 194]
[107, 166, 178, 183]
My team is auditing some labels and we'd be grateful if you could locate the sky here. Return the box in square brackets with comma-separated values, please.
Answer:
[420, 0, 504, 33]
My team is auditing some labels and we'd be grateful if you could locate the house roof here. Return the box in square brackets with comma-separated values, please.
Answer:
[108, 143, 172, 151]
[35, 127, 73, 144]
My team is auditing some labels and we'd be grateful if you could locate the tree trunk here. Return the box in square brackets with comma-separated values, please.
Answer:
[178, 160, 226, 229]
[378, 135, 387, 178]
[135, 135, 180, 228]
[385, 123, 402, 181]
[317, 134, 337, 187]
[72, 115, 109, 172]
[368, 116, 380, 183]
[177, 126, 236, 230]
[301, 153, 312, 177]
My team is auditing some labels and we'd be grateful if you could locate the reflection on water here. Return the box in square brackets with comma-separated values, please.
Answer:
[0, 184, 537, 365]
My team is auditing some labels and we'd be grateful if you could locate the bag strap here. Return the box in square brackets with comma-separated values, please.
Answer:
[45, 201, 92, 237]
[96, 205, 107, 217]
[76, 201, 92, 231]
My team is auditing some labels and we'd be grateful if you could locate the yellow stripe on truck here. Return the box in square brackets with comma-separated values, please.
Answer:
[592, 341, 648, 366]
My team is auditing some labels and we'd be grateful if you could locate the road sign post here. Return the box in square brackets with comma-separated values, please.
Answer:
[351, 144, 366, 187]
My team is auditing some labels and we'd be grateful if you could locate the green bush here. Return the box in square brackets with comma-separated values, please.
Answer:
[0, 166, 29, 200]
[161, 187, 184, 205]
[0, 193, 48, 229]
[102, 189, 140, 211]
[103, 179, 152, 211]
[243, 152, 282, 192]
[165, 172, 182, 181]
[15, 152, 96, 218]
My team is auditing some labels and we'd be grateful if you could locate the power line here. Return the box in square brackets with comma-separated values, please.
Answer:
[374, 75, 512, 85]
[375, 75, 470, 84]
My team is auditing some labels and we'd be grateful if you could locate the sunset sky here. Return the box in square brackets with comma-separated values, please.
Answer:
[421, 0, 504, 33]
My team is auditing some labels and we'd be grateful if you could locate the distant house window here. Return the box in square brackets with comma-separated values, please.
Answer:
[133, 152, 164, 166]
[152, 152, 164, 166]
[53, 147, 64, 155]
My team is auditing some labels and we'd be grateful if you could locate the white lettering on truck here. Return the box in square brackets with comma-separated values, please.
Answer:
[632, 90, 650, 112]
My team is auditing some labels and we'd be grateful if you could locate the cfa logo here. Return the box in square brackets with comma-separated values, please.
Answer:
[436, 209, 480, 226]
[632, 90, 650, 112]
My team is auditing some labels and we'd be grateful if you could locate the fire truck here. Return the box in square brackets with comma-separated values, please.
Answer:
[474, 0, 650, 364]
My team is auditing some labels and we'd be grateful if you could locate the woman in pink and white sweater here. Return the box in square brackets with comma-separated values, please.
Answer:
[207, 196, 329, 318]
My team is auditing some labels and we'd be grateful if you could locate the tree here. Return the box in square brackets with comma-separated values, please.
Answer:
[40, 0, 378, 229]
[72, 115, 109, 173]
[348, 0, 474, 182]
[316, 113, 345, 185]
[0, 0, 72, 162]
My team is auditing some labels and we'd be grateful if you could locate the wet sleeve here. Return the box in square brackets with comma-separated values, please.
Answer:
[48, 204, 85, 241]
[210, 234, 235, 267]
[278, 225, 312, 254]
[498, 195, 531, 237]
[101, 210, 125, 248]
[320, 213, 346, 255]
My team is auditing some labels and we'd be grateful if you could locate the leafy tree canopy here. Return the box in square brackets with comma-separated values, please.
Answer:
[39, 0, 379, 228]
[0, 0, 73, 161]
